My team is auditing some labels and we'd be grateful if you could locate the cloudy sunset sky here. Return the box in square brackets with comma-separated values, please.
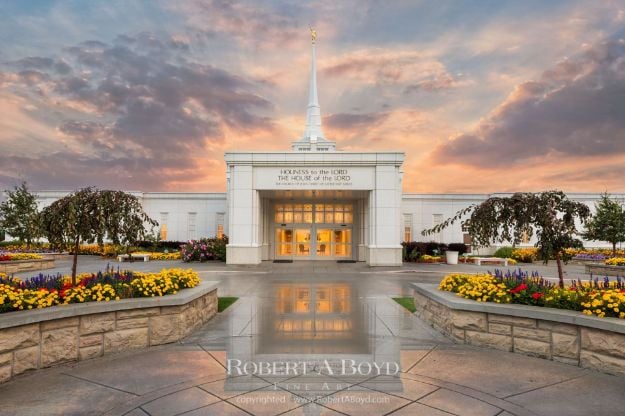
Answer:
[1, 0, 625, 193]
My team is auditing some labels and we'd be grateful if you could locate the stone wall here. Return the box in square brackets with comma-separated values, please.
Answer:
[0, 258, 55, 274]
[0, 282, 218, 383]
[585, 263, 625, 277]
[413, 284, 625, 377]
[41, 253, 71, 261]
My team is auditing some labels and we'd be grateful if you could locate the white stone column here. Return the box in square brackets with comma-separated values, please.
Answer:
[357, 197, 367, 261]
[226, 165, 262, 264]
[260, 197, 271, 260]
[367, 165, 403, 266]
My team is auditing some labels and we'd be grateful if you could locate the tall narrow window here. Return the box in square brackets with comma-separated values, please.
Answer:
[216, 212, 225, 238]
[187, 212, 197, 240]
[432, 214, 443, 243]
[462, 223, 472, 251]
[403, 214, 413, 242]
[159, 212, 169, 241]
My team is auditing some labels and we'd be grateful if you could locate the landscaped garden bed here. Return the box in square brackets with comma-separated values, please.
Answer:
[0, 253, 44, 261]
[438, 270, 624, 319]
[412, 269, 625, 376]
[585, 263, 625, 277]
[0, 268, 200, 313]
[0, 268, 218, 383]
[581, 257, 625, 276]
[0, 253, 55, 274]
[181, 237, 227, 262]
[73, 243, 184, 260]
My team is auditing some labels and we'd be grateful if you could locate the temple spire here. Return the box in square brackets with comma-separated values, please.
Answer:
[293, 28, 335, 151]
[303, 27, 323, 141]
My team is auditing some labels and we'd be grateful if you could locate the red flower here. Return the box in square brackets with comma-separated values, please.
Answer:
[531, 292, 543, 300]
[509, 283, 528, 294]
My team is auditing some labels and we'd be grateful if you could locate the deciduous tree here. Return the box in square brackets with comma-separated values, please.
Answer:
[0, 182, 41, 248]
[40, 188, 157, 284]
[583, 193, 625, 257]
[422, 191, 591, 287]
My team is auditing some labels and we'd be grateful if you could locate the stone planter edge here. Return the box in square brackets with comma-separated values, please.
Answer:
[0, 280, 219, 330]
[412, 283, 625, 376]
[412, 283, 625, 335]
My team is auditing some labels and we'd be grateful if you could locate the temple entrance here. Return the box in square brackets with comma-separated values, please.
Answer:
[273, 202, 354, 260]
[275, 227, 353, 260]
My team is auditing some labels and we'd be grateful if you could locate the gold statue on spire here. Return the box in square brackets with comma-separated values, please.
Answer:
[309, 26, 317, 44]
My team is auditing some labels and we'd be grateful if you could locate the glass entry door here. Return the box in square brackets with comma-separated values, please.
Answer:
[276, 229, 293, 257]
[274, 201, 355, 260]
[316, 229, 332, 257]
[295, 229, 311, 257]
[334, 229, 352, 257]
[276, 227, 352, 259]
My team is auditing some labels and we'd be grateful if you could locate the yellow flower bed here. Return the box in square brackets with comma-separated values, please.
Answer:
[77, 244, 107, 255]
[73, 245, 181, 260]
[581, 290, 625, 319]
[566, 248, 625, 257]
[63, 284, 120, 304]
[0, 268, 200, 313]
[511, 248, 537, 263]
[439, 274, 511, 303]
[0, 253, 44, 261]
[133, 252, 182, 261]
[0, 285, 59, 310]
[418, 254, 443, 263]
[605, 257, 625, 266]
[439, 273, 625, 319]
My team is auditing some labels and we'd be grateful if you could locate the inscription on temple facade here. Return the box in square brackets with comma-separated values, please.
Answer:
[276, 168, 351, 186]
[252, 166, 375, 190]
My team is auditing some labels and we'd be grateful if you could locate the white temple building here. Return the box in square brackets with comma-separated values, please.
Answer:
[28, 34, 624, 264]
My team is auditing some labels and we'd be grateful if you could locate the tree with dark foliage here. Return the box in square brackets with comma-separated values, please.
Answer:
[0, 182, 41, 248]
[423, 191, 590, 287]
[40, 188, 157, 285]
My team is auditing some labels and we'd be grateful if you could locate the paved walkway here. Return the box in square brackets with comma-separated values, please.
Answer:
[1, 260, 624, 415]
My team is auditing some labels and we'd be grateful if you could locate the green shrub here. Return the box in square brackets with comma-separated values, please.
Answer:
[493, 246, 514, 258]
[447, 243, 469, 255]
[408, 248, 421, 261]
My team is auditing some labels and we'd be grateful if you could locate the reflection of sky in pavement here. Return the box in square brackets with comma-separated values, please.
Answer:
[193, 279, 449, 399]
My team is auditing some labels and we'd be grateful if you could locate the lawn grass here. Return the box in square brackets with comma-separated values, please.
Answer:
[218, 297, 238, 313]
[392, 297, 416, 313]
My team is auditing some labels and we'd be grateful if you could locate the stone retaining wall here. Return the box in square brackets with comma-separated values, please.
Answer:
[413, 283, 625, 376]
[0, 258, 55, 274]
[0, 281, 218, 383]
[40, 253, 71, 261]
[585, 263, 625, 277]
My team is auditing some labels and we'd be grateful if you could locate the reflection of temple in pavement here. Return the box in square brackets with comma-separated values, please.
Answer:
[260, 283, 369, 354]
[225, 281, 401, 393]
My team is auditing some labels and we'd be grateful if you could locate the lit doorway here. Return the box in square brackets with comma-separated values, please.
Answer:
[273, 202, 354, 260]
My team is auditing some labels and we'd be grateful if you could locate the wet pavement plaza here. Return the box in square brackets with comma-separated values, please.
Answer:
[1, 258, 625, 415]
